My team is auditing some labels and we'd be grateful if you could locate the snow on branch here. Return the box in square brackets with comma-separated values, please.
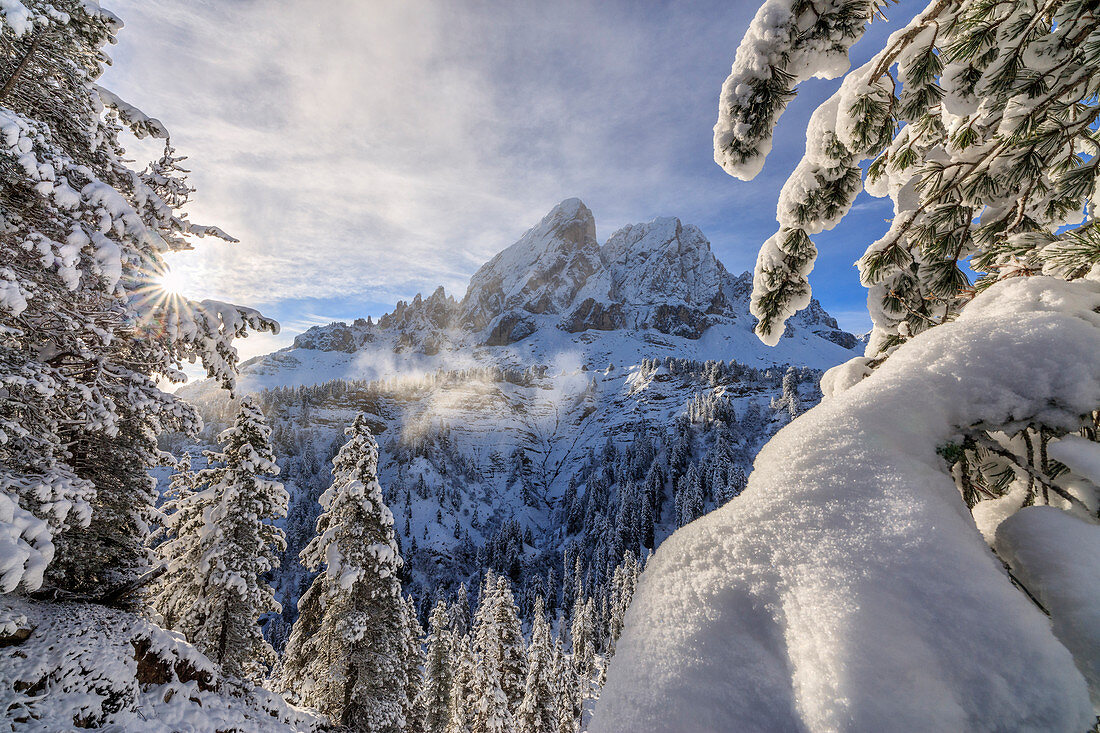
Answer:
[93, 86, 169, 140]
[0, 0, 34, 36]
[727, 0, 1100, 348]
[713, 0, 879, 181]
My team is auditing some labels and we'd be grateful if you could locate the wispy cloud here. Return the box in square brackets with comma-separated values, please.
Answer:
[105, 0, 920, 340]
[102, 1, 754, 304]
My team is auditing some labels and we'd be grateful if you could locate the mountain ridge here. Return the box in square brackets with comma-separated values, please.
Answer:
[208, 199, 857, 398]
[291, 197, 855, 354]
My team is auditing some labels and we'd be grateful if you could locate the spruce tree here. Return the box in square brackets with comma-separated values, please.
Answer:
[515, 597, 557, 733]
[280, 413, 407, 731]
[422, 599, 455, 733]
[716, 0, 1100, 520]
[728, 465, 748, 499]
[781, 366, 801, 420]
[643, 463, 665, 524]
[492, 576, 529, 710]
[451, 582, 472, 638]
[607, 551, 639, 657]
[445, 633, 475, 733]
[470, 573, 526, 733]
[639, 493, 655, 551]
[470, 576, 512, 733]
[149, 452, 205, 630]
[675, 464, 704, 527]
[560, 549, 576, 619]
[0, 1, 276, 598]
[570, 596, 596, 684]
[717, 0, 1100, 352]
[46, 415, 159, 603]
[404, 595, 427, 733]
[186, 398, 287, 681]
[551, 637, 580, 733]
[472, 658, 514, 733]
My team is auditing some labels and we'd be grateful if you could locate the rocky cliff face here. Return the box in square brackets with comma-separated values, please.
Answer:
[460, 198, 603, 338]
[290, 198, 857, 357]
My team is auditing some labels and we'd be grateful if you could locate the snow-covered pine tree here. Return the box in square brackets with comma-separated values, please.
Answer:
[727, 465, 747, 500]
[0, 1, 276, 599]
[176, 398, 286, 681]
[717, 0, 1100, 353]
[45, 414, 158, 603]
[445, 633, 475, 733]
[422, 599, 455, 733]
[515, 597, 557, 733]
[781, 366, 801, 420]
[675, 463, 704, 527]
[715, 0, 1100, 538]
[639, 493, 655, 551]
[559, 549, 576, 619]
[544, 566, 559, 618]
[571, 556, 585, 611]
[569, 596, 596, 684]
[606, 552, 639, 657]
[551, 637, 580, 733]
[280, 413, 407, 731]
[470, 576, 514, 733]
[643, 462, 665, 524]
[492, 575, 529, 711]
[470, 574, 528, 722]
[404, 595, 427, 733]
[148, 452, 206, 629]
[471, 657, 514, 733]
[668, 416, 691, 481]
[451, 583, 472, 638]
[0, 5, 299, 725]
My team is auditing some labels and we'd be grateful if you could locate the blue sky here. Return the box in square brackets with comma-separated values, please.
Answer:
[103, 0, 921, 361]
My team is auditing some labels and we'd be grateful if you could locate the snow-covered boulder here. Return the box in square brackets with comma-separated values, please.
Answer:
[594, 276, 1100, 732]
[0, 598, 321, 731]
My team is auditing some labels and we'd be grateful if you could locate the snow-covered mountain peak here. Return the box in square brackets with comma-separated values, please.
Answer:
[459, 198, 601, 340]
[600, 215, 725, 308]
[240, 200, 860, 395]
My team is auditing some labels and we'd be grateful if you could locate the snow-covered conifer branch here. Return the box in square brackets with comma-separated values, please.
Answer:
[719, 0, 1100, 348]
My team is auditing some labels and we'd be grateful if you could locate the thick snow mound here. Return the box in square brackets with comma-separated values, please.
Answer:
[996, 507, 1100, 709]
[594, 277, 1100, 732]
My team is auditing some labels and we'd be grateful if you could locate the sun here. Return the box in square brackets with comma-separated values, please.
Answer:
[155, 267, 189, 296]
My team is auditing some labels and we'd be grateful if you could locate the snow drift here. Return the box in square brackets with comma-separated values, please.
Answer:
[593, 276, 1100, 732]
